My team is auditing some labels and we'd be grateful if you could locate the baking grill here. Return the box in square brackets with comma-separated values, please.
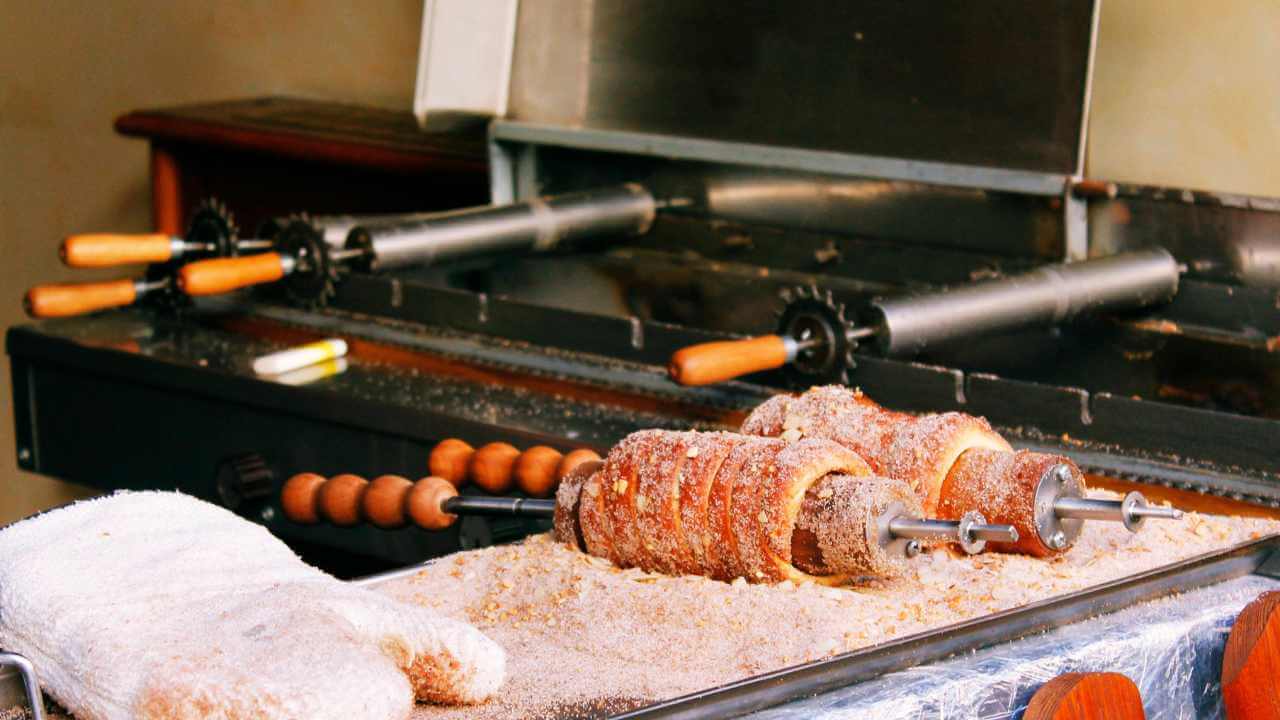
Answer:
[6, 2, 1280, 716]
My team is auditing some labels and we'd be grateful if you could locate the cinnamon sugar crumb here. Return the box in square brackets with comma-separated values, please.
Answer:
[373, 498, 1279, 720]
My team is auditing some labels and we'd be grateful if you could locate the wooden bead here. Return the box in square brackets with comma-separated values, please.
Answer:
[1024, 672, 1145, 720]
[556, 448, 602, 482]
[470, 442, 520, 494]
[280, 473, 326, 524]
[429, 438, 475, 487]
[515, 445, 563, 498]
[1223, 591, 1280, 720]
[362, 475, 414, 529]
[407, 476, 459, 530]
[318, 474, 368, 527]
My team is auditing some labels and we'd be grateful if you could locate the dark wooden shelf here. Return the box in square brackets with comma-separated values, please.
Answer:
[115, 96, 490, 235]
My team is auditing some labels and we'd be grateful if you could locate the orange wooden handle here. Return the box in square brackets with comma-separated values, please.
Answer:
[1223, 590, 1280, 719]
[1024, 672, 1145, 719]
[668, 335, 790, 386]
[61, 233, 172, 267]
[24, 279, 137, 318]
[178, 252, 285, 296]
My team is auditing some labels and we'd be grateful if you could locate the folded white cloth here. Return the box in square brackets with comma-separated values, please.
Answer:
[0, 491, 505, 719]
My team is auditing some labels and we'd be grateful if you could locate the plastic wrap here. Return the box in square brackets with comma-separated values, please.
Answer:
[748, 574, 1280, 719]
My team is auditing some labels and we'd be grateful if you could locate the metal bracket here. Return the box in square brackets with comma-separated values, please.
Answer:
[1063, 186, 1090, 261]
[0, 652, 46, 720]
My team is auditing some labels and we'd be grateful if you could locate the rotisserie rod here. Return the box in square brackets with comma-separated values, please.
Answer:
[176, 184, 657, 301]
[669, 248, 1181, 386]
[23, 199, 267, 317]
[282, 430, 1018, 585]
[741, 386, 1182, 557]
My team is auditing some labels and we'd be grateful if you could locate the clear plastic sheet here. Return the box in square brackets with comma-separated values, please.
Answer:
[748, 574, 1280, 720]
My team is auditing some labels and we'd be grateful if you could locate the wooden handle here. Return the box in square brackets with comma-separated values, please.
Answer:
[281, 472, 459, 531]
[61, 233, 172, 267]
[668, 335, 790, 386]
[1024, 672, 1145, 719]
[24, 279, 137, 318]
[1224, 590, 1280, 719]
[429, 438, 602, 497]
[178, 253, 285, 296]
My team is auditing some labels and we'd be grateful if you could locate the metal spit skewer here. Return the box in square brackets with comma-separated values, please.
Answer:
[886, 511, 1018, 556]
[177, 184, 660, 299]
[1044, 461, 1182, 536]
[670, 248, 1182, 386]
[1032, 463, 1183, 550]
[282, 471, 1018, 563]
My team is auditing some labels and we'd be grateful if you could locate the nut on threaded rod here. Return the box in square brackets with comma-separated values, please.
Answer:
[886, 510, 1018, 555]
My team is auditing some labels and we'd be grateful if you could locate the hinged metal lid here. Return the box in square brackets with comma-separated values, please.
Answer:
[507, 0, 1099, 175]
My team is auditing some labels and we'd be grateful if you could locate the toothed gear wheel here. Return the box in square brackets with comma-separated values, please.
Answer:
[776, 285, 860, 386]
[151, 197, 242, 312]
[186, 198, 240, 258]
[275, 214, 339, 308]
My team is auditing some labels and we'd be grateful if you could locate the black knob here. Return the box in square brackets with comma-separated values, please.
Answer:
[216, 452, 275, 511]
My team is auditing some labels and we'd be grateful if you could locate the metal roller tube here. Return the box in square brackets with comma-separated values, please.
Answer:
[318, 212, 438, 247]
[868, 247, 1181, 356]
[346, 183, 656, 272]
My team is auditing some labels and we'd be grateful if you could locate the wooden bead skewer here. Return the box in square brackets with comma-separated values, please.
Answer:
[426, 438, 603, 498]
[514, 446, 562, 498]
[470, 442, 521, 494]
[1223, 590, 1280, 720]
[557, 448, 603, 482]
[279, 472, 325, 524]
[1023, 672, 1146, 720]
[280, 469, 1017, 582]
[282, 472, 557, 532]
[428, 438, 474, 487]
[363, 475, 413, 529]
[316, 474, 368, 527]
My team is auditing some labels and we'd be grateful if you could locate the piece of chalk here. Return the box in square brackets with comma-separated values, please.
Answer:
[271, 358, 349, 386]
[253, 339, 348, 376]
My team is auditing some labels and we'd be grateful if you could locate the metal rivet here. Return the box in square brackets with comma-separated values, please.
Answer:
[905, 540, 922, 558]
[259, 506, 276, 523]
[17, 448, 31, 462]
[1049, 531, 1067, 549]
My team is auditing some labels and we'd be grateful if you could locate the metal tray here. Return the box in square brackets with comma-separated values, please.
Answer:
[7, 536, 1276, 720]
[358, 534, 1280, 719]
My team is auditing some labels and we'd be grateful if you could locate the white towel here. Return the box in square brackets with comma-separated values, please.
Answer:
[0, 491, 505, 719]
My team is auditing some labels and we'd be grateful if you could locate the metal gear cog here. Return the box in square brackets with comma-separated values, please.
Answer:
[776, 284, 860, 386]
[185, 198, 240, 258]
[150, 197, 242, 312]
[275, 214, 340, 308]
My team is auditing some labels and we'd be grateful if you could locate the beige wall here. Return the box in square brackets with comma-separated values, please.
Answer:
[2, 2, 1278, 523]
[1088, 1, 1280, 195]
[0, 1, 423, 523]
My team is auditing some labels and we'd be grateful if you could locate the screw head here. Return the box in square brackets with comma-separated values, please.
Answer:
[904, 539, 922, 559]
[17, 448, 31, 462]
[259, 506, 276, 523]
[1049, 531, 1067, 550]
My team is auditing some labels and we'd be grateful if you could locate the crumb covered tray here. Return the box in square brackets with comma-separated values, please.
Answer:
[360, 507, 1280, 719]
